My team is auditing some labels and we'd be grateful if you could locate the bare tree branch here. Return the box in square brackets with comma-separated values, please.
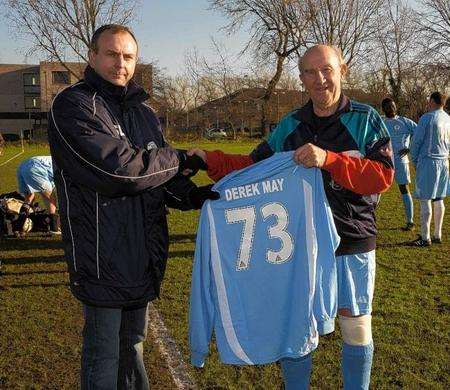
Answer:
[371, 0, 423, 106]
[415, 0, 450, 61]
[305, 0, 385, 67]
[210, 0, 314, 133]
[3, 0, 139, 77]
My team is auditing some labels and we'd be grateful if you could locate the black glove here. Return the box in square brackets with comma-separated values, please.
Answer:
[397, 148, 410, 158]
[188, 184, 220, 209]
[177, 149, 207, 177]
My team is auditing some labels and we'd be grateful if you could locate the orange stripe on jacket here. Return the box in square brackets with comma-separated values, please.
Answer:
[322, 150, 394, 195]
[206, 150, 254, 182]
[206, 149, 394, 195]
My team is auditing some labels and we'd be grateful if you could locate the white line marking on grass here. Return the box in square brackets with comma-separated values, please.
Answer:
[148, 302, 197, 389]
[0, 138, 25, 167]
[0, 150, 24, 167]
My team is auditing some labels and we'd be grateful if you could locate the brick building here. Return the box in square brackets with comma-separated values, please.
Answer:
[0, 61, 152, 137]
[184, 87, 384, 137]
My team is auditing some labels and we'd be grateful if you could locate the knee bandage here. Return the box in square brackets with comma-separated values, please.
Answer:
[339, 315, 372, 346]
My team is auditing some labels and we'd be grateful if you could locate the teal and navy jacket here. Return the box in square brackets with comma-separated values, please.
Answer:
[205, 95, 394, 256]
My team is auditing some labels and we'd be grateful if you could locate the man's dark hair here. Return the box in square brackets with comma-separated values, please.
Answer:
[381, 97, 397, 118]
[429, 91, 447, 107]
[89, 24, 138, 53]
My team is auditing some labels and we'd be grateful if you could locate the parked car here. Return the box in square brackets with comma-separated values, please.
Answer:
[205, 128, 227, 139]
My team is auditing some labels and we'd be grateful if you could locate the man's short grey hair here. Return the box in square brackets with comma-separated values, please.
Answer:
[298, 44, 345, 72]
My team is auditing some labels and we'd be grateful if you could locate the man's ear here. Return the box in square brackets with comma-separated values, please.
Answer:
[299, 72, 305, 85]
[340, 63, 348, 78]
[88, 49, 95, 67]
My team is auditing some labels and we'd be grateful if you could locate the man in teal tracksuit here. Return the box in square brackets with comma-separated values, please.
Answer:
[189, 45, 394, 389]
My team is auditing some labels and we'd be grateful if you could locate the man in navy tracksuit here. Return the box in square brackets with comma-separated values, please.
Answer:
[48, 24, 217, 389]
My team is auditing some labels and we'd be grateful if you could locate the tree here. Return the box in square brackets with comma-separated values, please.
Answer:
[3, 0, 139, 76]
[305, 0, 385, 67]
[372, 0, 422, 107]
[416, 0, 450, 61]
[209, 0, 313, 134]
[196, 39, 243, 139]
[184, 49, 213, 134]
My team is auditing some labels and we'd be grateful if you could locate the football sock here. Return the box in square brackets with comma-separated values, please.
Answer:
[342, 341, 373, 390]
[433, 200, 445, 239]
[280, 353, 312, 390]
[420, 200, 432, 241]
[401, 193, 414, 223]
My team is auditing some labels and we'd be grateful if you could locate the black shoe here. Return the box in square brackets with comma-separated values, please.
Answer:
[431, 237, 442, 244]
[401, 222, 415, 231]
[410, 235, 431, 247]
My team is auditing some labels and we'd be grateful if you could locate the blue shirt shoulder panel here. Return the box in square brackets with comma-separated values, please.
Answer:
[399, 116, 417, 132]
[267, 110, 302, 152]
[418, 112, 432, 126]
[340, 101, 390, 156]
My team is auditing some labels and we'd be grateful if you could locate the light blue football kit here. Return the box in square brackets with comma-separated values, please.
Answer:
[383, 116, 416, 185]
[411, 109, 450, 200]
[17, 156, 54, 195]
[384, 116, 417, 225]
[189, 152, 340, 367]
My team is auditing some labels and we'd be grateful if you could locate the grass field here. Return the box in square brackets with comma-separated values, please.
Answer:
[0, 142, 449, 389]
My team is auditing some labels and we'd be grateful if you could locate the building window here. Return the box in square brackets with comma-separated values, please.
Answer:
[52, 71, 70, 84]
[24, 96, 41, 109]
[23, 73, 40, 86]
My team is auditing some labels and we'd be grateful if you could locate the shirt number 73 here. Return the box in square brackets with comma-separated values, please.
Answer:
[225, 202, 294, 271]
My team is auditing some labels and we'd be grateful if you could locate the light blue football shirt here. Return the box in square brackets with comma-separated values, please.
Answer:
[17, 156, 54, 194]
[383, 116, 417, 163]
[411, 109, 450, 164]
[189, 152, 340, 367]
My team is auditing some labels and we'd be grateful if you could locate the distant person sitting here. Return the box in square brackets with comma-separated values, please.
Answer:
[16, 156, 60, 234]
[410, 92, 450, 246]
[381, 98, 417, 230]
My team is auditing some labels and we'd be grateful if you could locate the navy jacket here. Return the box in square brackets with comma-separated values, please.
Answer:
[48, 66, 195, 307]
